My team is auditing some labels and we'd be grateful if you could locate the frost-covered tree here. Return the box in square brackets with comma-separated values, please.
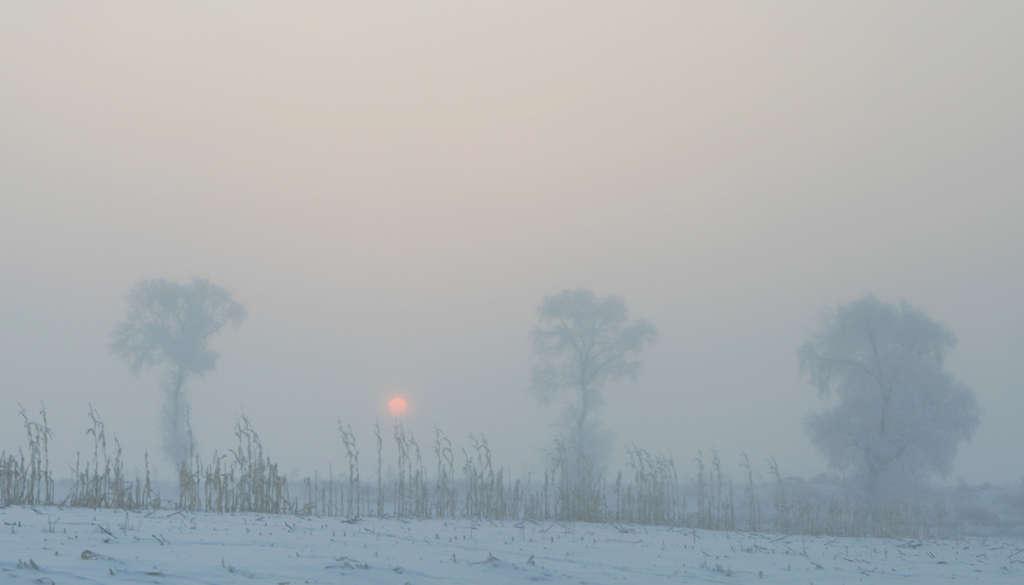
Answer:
[530, 289, 656, 473]
[111, 277, 247, 466]
[799, 295, 979, 504]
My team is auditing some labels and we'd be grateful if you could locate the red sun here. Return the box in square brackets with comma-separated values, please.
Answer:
[388, 397, 408, 417]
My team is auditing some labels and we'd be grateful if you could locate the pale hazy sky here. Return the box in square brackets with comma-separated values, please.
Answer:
[2, 2, 1022, 485]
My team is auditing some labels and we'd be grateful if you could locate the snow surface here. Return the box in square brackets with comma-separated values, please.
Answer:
[2, 505, 1022, 584]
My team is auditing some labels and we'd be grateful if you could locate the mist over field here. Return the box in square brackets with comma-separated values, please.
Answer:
[2, 0, 1023, 509]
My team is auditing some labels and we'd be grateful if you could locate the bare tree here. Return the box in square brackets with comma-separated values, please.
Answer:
[530, 289, 656, 473]
[111, 277, 246, 466]
[799, 295, 979, 505]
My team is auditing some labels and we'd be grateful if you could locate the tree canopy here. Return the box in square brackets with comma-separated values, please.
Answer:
[112, 277, 247, 377]
[799, 295, 979, 503]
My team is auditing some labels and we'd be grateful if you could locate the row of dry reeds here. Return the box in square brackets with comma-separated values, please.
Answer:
[2, 405, 159, 510]
[63, 406, 158, 510]
[1, 405, 54, 506]
[177, 415, 290, 514]
[2, 407, 956, 537]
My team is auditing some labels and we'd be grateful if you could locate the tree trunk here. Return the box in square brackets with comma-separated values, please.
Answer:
[161, 365, 189, 466]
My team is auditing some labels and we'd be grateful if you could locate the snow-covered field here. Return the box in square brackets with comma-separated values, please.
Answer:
[2, 505, 1022, 584]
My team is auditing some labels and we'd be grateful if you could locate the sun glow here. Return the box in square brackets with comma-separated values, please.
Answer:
[388, 397, 408, 417]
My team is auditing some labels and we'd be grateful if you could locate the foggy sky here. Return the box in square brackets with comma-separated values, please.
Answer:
[2, 2, 1022, 485]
